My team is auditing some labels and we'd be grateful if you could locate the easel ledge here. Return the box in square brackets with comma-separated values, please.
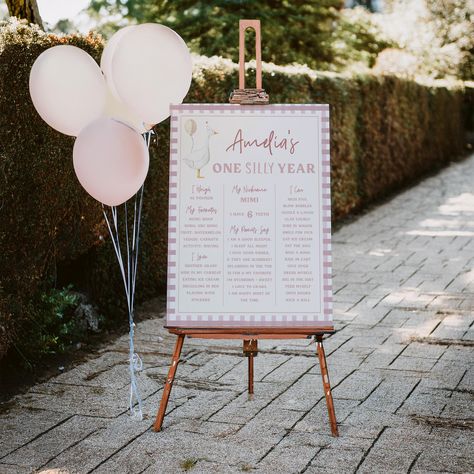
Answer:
[167, 326, 335, 339]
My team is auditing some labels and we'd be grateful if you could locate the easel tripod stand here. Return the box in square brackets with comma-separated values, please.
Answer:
[154, 19, 339, 437]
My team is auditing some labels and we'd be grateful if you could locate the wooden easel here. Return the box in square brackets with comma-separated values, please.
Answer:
[154, 20, 339, 437]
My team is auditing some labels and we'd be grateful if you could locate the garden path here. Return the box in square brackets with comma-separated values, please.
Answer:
[1, 155, 473, 473]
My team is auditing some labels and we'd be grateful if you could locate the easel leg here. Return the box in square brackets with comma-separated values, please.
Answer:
[248, 354, 254, 400]
[243, 339, 257, 400]
[153, 334, 185, 432]
[316, 335, 339, 437]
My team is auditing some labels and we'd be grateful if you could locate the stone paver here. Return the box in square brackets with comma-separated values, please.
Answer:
[1, 156, 474, 473]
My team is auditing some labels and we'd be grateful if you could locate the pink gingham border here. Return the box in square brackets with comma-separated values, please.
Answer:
[166, 113, 179, 320]
[320, 107, 333, 322]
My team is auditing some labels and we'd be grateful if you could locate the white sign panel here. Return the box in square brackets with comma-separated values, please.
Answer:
[166, 104, 332, 328]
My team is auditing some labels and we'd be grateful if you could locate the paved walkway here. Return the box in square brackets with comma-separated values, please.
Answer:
[1, 156, 473, 474]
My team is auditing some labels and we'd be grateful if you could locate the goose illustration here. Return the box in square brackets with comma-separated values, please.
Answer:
[183, 120, 218, 179]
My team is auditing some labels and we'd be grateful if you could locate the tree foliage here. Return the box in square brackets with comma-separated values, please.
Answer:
[88, 0, 392, 71]
[375, 0, 474, 80]
[427, 0, 474, 80]
[87, 0, 473, 79]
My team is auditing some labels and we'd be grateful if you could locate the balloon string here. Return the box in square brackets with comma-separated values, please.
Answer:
[101, 129, 154, 421]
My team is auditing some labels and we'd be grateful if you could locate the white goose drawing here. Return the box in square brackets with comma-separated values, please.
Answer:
[183, 121, 218, 179]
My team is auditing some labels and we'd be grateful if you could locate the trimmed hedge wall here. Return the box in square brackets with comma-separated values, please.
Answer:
[0, 21, 472, 363]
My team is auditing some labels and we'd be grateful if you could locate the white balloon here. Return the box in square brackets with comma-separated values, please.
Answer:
[103, 86, 152, 134]
[29, 45, 106, 136]
[111, 23, 192, 124]
[100, 25, 136, 100]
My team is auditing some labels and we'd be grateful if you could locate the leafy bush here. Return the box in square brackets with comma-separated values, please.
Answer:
[3, 285, 89, 368]
[0, 19, 472, 367]
[35, 287, 84, 355]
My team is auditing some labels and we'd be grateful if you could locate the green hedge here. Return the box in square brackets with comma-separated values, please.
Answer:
[0, 20, 471, 364]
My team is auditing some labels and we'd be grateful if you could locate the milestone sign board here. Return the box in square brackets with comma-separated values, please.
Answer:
[166, 104, 332, 328]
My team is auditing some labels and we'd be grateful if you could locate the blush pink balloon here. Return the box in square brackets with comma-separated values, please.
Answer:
[100, 25, 136, 100]
[29, 45, 107, 136]
[73, 118, 149, 206]
[111, 23, 192, 124]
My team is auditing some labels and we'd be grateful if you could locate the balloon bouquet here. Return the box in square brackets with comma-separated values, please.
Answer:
[29, 24, 192, 420]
